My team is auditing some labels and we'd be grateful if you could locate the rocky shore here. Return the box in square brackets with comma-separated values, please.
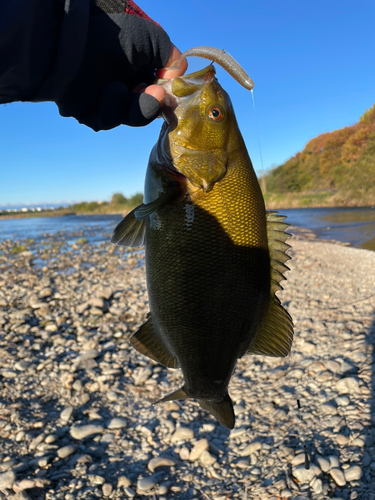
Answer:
[1, 228, 375, 500]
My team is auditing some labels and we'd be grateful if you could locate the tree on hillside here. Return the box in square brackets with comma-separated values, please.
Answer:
[111, 193, 128, 205]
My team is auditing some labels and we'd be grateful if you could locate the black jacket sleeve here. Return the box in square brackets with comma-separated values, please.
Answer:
[0, 0, 89, 104]
[0, 0, 171, 130]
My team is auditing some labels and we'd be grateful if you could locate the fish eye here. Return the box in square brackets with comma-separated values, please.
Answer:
[208, 106, 224, 122]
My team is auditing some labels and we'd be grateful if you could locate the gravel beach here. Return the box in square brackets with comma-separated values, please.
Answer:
[1, 228, 375, 500]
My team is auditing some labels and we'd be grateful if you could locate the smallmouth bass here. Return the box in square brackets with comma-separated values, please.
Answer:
[113, 64, 293, 429]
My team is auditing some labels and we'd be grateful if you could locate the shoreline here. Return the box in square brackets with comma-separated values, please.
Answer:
[1, 202, 375, 220]
[0, 210, 125, 220]
[1, 229, 374, 498]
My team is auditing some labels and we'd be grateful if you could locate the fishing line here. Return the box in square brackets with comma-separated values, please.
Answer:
[250, 89, 266, 193]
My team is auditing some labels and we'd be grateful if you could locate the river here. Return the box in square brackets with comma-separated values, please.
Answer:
[0, 207, 374, 250]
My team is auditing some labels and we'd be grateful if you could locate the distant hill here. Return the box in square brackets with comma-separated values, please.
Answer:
[264, 104, 375, 208]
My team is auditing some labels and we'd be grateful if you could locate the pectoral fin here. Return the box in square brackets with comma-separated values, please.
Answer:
[134, 185, 182, 220]
[131, 315, 177, 368]
[111, 186, 181, 247]
[111, 206, 146, 247]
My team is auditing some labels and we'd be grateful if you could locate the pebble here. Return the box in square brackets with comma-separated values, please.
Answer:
[344, 466, 363, 482]
[0, 470, 16, 490]
[57, 445, 77, 459]
[336, 377, 361, 395]
[336, 434, 349, 445]
[60, 407, 74, 423]
[240, 441, 262, 456]
[291, 453, 306, 466]
[29, 433, 45, 450]
[171, 427, 194, 443]
[137, 475, 158, 491]
[292, 465, 320, 483]
[10, 493, 31, 500]
[189, 439, 209, 461]
[321, 402, 337, 415]
[147, 456, 176, 473]
[330, 468, 346, 486]
[107, 417, 127, 429]
[335, 395, 350, 406]
[14, 361, 29, 372]
[352, 437, 365, 447]
[1, 235, 374, 500]
[13, 479, 35, 492]
[117, 476, 132, 488]
[102, 483, 113, 497]
[124, 487, 136, 497]
[329, 456, 340, 469]
[106, 390, 118, 402]
[179, 447, 190, 460]
[280, 489, 293, 498]
[132, 367, 152, 386]
[310, 477, 323, 494]
[199, 450, 217, 467]
[70, 425, 104, 440]
[325, 360, 341, 372]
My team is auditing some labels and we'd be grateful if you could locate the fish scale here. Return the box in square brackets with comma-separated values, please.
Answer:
[112, 63, 293, 428]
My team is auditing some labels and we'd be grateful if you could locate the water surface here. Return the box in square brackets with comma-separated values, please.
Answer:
[0, 208, 374, 250]
[0, 214, 123, 245]
[279, 206, 375, 251]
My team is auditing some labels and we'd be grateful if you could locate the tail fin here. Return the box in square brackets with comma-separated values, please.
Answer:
[198, 394, 235, 429]
[154, 387, 235, 429]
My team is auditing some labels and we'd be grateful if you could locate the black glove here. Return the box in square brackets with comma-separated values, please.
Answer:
[56, 0, 171, 131]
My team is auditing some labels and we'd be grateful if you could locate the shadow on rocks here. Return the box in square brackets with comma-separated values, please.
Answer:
[362, 312, 375, 499]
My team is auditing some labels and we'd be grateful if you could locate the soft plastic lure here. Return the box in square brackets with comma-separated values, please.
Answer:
[169, 46, 254, 90]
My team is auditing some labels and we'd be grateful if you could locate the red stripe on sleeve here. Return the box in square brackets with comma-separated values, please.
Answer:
[125, 1, 163, 28]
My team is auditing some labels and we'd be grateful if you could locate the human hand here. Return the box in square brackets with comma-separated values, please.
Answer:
[134, 43, 188, 111]
[56, 2, 187, 131]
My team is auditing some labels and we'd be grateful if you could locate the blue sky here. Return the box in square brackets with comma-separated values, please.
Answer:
[1, 0, 374, 206]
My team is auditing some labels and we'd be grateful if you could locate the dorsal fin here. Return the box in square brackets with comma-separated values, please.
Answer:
[267, 211, 292, 294]
[247, 211, 293, 357]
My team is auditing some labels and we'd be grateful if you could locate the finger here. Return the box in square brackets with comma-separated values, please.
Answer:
[123, 92, 161, 127]
[140, 84, 166, 107]
[156, 43, 188, 79]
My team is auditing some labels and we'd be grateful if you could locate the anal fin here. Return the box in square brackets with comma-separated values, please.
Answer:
[154, 386, 188, 404]
[131, 315, 177, 368]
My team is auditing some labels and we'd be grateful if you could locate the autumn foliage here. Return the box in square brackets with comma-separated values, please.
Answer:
[265, 104, 375, 205]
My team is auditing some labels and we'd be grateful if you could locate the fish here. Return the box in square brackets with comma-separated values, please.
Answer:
[112, 63, 293, 429]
